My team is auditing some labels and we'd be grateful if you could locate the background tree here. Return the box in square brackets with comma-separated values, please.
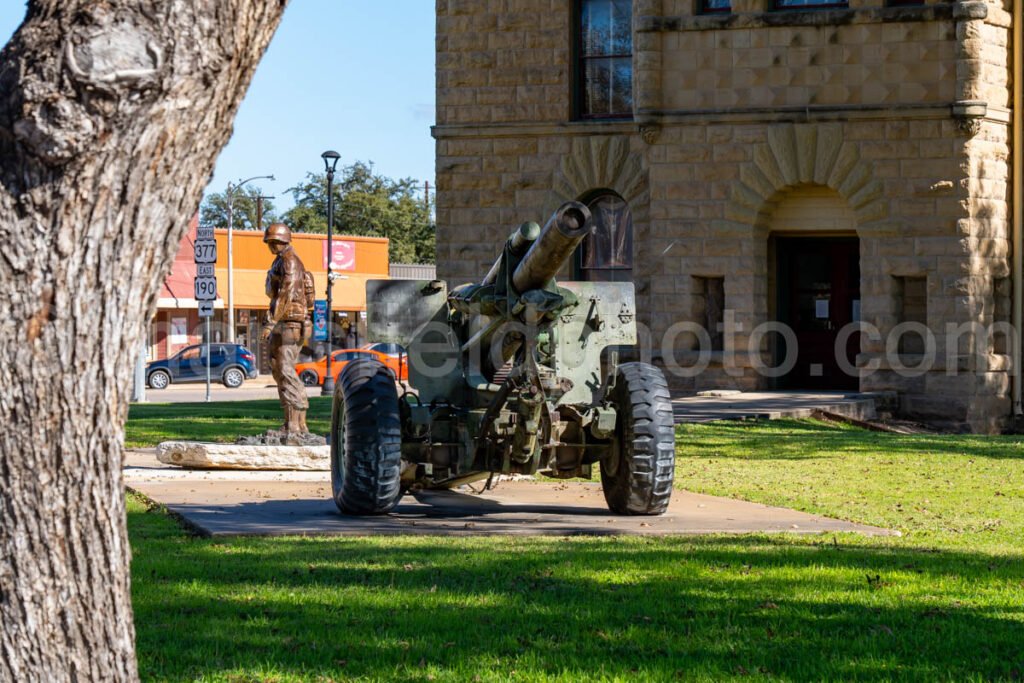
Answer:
[0, 3, 286, 680]
[283, 161, 436, 263]
[200, 185, 278, 231]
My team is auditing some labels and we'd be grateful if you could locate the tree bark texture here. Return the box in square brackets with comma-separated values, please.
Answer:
[0, 3, 286, 680]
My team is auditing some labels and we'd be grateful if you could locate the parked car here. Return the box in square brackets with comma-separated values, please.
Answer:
[294, 348, 406, 386]
[362, 341, 404, 357]
[146, 343, 258, 389]
[361, 342, 409, 381]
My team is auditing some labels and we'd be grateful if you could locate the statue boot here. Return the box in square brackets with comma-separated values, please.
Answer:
[287, 407, 305, 434]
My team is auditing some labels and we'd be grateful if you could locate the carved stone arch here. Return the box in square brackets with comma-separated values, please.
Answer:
[548, 136, 649, 226]
[548, 135, 650, 291]
[725, 123, 887, 232]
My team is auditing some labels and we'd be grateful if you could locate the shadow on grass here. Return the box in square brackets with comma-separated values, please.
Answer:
[130, 506, 1024, 682]
[148, 496, 664, 537]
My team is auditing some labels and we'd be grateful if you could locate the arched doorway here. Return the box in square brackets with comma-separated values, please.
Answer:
[768, 186, 861, 390]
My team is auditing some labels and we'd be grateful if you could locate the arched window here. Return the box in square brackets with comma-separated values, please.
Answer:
[578, 192, 633, 282]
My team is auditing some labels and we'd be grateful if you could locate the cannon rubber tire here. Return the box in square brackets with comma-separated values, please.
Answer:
[600, 362, 675, 515]
[331, 358, 403, 515]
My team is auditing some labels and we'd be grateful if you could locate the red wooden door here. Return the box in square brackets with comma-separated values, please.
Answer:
[777, 238, 860, 390]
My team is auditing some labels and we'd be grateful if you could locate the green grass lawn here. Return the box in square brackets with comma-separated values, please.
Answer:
[125, 398, 333, 449]
[127, 416, 1024, 682]
[675, 419, 1024, 553]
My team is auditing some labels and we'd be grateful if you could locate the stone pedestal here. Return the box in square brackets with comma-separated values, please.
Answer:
[156, 441, 330, 471]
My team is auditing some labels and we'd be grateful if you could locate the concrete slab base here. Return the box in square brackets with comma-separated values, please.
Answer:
[126, 450, 895, 539]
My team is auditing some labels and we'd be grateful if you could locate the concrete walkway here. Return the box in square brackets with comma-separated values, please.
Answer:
[134, 379, 314, 404]
[672, 390, 886, 423]
[125, 450, 894, 538]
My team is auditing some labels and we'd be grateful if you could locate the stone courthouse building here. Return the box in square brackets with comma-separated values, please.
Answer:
[433, 0, 1020, 432]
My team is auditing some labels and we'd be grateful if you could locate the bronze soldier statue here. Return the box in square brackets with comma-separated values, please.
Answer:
[260, 223, 316, 443]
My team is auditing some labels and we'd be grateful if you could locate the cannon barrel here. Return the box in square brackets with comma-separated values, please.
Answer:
[511, 202, 592, 293]
[482, 221, 541, 286]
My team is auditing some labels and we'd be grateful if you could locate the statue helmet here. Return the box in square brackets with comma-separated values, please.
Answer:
[263, 223, 292, 244]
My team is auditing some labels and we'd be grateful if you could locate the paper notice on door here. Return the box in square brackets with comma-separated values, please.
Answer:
[815, 299, 829, 319]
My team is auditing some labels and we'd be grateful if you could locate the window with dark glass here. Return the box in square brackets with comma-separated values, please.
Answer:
[577, 193, 633, 282]
[693, 277, 725, 350]
[896, 276, 927, 355]
[700, 0, 732, 13]
[578, 0, 633, 119]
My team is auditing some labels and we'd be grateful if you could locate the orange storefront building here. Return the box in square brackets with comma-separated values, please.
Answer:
[153, 216, 389, 372]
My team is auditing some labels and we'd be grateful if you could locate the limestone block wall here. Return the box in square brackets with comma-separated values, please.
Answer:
[657, 19, 956, 111]
[437, 0, 570, 126]
[961, 0, 1011, 107]
[434, 0, 1016, 431]
[636, 2, 971, 119]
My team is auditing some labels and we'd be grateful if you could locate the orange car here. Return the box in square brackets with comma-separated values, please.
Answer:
[294, 348, 407, 386]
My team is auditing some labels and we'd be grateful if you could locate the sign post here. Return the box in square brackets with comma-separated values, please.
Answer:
[132, 343, 147, 403]
[194, 227, 218, 402]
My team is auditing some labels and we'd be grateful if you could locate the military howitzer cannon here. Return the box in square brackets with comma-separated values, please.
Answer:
[330, 201, 675, 516]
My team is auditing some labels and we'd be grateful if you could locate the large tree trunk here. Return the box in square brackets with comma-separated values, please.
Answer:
[0, 3, 286, 679]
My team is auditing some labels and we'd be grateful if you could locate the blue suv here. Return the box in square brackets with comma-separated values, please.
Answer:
[146, 343, 258, 389]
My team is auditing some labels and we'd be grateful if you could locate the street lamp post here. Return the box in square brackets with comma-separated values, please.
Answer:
[321, 150, 341, 395]
[226, 174, 274, 344]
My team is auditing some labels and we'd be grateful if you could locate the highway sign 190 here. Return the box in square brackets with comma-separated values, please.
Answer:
[194, 276, 217, 301]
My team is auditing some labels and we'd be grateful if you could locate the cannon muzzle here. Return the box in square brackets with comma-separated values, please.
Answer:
[511, 202, 592, 293]
[482, 221, 541, 286]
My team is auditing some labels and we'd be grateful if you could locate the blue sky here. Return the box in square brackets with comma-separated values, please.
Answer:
[0, 3, 436, 212]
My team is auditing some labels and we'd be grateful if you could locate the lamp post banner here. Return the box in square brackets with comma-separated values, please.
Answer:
[323, 240, 356, 271]
[313, 300, 328, 342]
